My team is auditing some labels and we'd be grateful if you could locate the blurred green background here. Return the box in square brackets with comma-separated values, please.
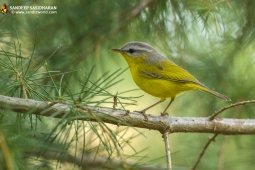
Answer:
[1, 0, 255, 169]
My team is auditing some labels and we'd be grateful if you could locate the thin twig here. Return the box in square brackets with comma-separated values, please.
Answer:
[163, 130, 172, 170]
[209, 100, 255, 120]
[15, 69, 28, 99]
[191, 134, 218, 170]
[113, 92, 118, 109]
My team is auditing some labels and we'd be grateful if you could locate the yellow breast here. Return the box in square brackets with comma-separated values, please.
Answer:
[124, 54, 197, 100]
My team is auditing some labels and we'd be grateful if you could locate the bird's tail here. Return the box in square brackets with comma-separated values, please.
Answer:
[200, 86, 231, 101]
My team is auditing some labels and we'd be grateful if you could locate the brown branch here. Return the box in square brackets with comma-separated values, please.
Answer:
[209, 100, 255, 120]
[1, 95, 255, 135]
[191, 134, 219, 170]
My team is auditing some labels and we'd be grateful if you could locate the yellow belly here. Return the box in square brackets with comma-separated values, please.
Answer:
[131, 70, 196, 99]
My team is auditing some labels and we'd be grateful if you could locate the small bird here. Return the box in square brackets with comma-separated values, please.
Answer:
[111, 41, 230, 119]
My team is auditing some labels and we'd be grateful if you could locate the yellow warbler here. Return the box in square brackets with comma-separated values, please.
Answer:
[111, 42, 230, 119]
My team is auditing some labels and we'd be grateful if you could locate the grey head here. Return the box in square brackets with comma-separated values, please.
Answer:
[111, 41, 159, 57]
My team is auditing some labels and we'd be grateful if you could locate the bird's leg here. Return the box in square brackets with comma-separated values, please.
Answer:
[161, 97, 175, 116]
[135, 99, 164, 120]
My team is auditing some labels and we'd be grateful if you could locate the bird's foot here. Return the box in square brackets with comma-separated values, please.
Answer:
[125, 110, 130, 115]
[161, 112, 168, 117]
[134, 110, 148, 121]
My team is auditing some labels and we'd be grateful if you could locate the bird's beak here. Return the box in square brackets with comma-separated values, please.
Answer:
[110, 48, 123, 53]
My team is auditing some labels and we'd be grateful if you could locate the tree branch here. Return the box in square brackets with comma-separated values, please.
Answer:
[0, 95, 255, 135]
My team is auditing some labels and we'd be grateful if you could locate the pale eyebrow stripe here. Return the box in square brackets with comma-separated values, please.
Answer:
[124, 43, 155, 52]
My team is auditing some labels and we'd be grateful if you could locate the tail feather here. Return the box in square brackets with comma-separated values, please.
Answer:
[200, 87, 231, 101]
[192, 80, 231, 101]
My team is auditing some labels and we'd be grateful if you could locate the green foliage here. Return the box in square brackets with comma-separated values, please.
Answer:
[1, 0, 255, 169]
[0, 27, 144, 169]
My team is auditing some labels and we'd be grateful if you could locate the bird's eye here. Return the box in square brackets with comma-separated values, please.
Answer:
[128, 49, 135, 53]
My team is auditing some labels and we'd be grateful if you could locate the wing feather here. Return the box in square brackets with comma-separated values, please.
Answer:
[139, 58, 207, 88]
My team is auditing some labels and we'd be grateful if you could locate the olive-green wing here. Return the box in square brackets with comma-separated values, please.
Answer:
[138, 58, 231, 101]
[139, 59, 206, 88]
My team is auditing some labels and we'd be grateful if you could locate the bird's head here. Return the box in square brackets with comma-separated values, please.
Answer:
[111, 41, 157, 61]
